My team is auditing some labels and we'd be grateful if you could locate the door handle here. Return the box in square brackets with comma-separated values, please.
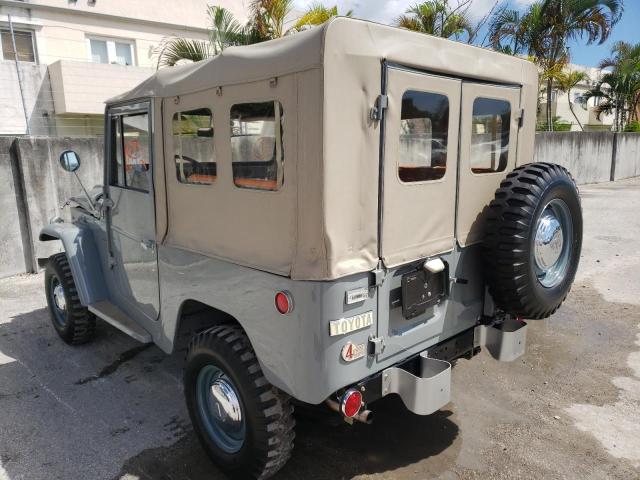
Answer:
[140, 239, 155, 251]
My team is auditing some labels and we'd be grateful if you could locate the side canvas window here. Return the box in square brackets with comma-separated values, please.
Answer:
[173, 108, 216, 185]
[399, 90, 449, 183]
[110, 111, 151, 192]
[230, 101, 284, 191]
[470, 98, 511, 174]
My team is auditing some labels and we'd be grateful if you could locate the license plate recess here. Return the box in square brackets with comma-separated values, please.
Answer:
[401, 263, 449, 319]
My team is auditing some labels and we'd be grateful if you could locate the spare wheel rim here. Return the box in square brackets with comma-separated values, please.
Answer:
[533, 198, 573, 288]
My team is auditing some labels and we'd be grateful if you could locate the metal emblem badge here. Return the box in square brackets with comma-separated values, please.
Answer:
[341, 342, 366, 362]
[329, 310, 374, 336]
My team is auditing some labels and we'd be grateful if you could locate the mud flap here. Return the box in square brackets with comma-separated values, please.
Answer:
[381, 353, 451, 415]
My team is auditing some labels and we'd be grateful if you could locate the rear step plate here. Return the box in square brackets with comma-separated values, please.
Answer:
[382, 353, 451, 415]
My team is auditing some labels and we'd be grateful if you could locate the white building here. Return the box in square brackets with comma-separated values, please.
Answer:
[539, 63, 614, 132]
[0, 0, 246, 135]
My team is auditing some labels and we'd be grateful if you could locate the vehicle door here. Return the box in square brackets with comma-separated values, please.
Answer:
[456, 82, 522, 246]
[106, 102, 160, 321]
[376, 65, 462, 361]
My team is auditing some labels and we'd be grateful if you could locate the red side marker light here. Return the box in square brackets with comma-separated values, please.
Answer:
[340, 389, 363, 418]
[275, 291, 293, 314]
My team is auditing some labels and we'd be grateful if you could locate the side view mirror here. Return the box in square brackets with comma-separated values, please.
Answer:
[59, 150, 81, 172]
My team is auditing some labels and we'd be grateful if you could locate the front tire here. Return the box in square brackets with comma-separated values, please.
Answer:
[484, 163, 583, 319]
[44, 253, 96, 344]
[184, 325, 295, 480]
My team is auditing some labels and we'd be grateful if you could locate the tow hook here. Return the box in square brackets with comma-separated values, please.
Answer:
[325, 389, 373, 425]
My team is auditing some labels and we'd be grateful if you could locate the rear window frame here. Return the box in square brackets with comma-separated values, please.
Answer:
[396, 89, 451, 186]
[229, 99, 285, 193]
[469, 96, 512, 176]
[172, 107, 217, 187]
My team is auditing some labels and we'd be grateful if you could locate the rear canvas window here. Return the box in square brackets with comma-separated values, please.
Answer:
[399, 90, 449, 183]
[470, 98, 511, 174]
[173, 108, 216, 185]
[230, 101, 283, 191]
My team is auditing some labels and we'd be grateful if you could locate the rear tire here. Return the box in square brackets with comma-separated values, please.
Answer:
[184, 325, 295, 480]
[484, 163, 582, 319]
[44, 253, 96, 344]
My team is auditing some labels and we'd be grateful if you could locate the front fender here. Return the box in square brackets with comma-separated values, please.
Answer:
[39, 223, 108, 306]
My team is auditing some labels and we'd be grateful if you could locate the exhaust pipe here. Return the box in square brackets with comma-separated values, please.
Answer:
[325, 393, 373, 425]
[354, 408, 374, 424]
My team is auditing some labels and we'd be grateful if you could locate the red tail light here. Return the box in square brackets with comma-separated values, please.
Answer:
[340, 389, 363, 418]
[275, 291, 293, 314]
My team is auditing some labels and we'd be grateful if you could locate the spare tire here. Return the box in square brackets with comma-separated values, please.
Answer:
[484, 162, 582, 319]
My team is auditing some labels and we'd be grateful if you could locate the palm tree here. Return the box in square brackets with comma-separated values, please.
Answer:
[395, 1, 474, 41]
[554, 70, 590, 131]
[157, 0, 296, 67]
[249, 0, 294, 41]
[293, 3, 352, 31]
[156, 6, 247, 67]
[585, 41, 640, 130]
[489, 0, 623, 131]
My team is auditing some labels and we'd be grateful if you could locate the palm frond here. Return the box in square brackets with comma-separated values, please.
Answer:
[207, 5, 247, 52]
[156, 37, 213, 68]
[294, 3, 338, 30]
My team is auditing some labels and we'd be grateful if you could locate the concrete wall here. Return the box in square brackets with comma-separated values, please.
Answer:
[534, 132, 614, 184]
[0, 137, 26, 278]
[614, 133, 640, 180]
[0, 133, 638, 279]
[534, 132, 640, 184]
[0, 62, 57, 135]
[13, 136, 104, 264]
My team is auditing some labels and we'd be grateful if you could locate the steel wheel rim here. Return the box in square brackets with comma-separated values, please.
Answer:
[49, 276, 67, 327]
[533, 198, 573, 288]
[196, 364, 245, 454]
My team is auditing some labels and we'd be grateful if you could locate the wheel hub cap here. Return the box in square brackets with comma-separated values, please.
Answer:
[52, 283, 66, 312]
[196, 365, 245, 453]
[534, 214, 563, 270]
[533, 199, 573, 288]
[210, 378, 243, 430]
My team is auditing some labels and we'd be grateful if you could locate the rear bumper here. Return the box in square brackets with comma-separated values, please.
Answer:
[339, 319, 527, 416]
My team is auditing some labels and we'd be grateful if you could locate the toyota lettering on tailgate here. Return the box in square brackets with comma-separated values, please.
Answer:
[329, 311, 374, 336]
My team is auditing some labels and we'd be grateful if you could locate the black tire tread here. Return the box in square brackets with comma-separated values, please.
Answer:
[45, 253, 96, 344]
[484, 162, 580, 319]
[187, 325, 295, 480]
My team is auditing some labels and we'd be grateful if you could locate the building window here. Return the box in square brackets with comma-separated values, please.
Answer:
[230, 101, 284, 191]
[89, 38, 134, 66]
[0, 29, 35, 62]
[173, 108, 216, 185]
[470, 98, 511, 174]
[398, 90, 449, 183]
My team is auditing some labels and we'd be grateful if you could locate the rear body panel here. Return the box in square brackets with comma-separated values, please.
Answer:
[155, 242, 483, 405]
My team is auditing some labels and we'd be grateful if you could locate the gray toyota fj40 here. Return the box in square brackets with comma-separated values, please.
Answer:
[40, 17, 582, 480]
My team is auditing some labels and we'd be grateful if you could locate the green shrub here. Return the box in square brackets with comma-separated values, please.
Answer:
[624, 121, 640, 132]
[536, 118, 573, 132]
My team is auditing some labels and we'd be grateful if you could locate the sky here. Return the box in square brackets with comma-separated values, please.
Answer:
[291, 0, 638, 68]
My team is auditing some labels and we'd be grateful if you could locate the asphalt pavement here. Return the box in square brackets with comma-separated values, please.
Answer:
[0, 177, 639, 480]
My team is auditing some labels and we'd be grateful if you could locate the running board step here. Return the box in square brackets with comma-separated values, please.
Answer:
[88, 301, 152, 343]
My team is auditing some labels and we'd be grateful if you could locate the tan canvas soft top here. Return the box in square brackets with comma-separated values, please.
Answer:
[110, 18, 538, 281]
[109, 25, 326, 102]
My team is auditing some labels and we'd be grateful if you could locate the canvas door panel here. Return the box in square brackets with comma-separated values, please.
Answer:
[457, 83, 521, 246]
[381, 68, 461, 267]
